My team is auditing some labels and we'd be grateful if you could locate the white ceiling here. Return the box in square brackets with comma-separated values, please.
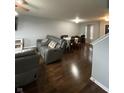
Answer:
[16, 0, 109, 21]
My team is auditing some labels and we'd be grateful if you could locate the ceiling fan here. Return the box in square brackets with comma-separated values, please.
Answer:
[15, 0, 30, 11]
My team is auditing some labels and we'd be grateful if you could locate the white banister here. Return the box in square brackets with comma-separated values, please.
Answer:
[90, 34, 109, 92]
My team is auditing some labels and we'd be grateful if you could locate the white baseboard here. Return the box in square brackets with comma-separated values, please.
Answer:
[90, 77, 109, 93]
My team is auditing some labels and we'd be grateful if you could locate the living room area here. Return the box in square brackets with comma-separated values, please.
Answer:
[15, 0, 109, 93]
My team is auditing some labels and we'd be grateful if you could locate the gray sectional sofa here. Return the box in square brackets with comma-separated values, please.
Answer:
[15, 49, 39, 88]
[37, 35, 67, 64]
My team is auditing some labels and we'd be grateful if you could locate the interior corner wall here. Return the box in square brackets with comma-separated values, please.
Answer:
[79, 21, 109, 42]
[15, 15, 80, 48]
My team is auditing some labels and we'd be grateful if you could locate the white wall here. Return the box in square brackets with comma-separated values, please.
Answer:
[15, 15, 80, 47]
[91, 34, 109, 91]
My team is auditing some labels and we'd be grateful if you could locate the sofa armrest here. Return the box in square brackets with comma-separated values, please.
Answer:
[37, 39, 48, 46]
[37, 39, 42, 43]
[37, 39, 43, 48]
[37, 39, 49, 52]
[44, 48, 63, 63]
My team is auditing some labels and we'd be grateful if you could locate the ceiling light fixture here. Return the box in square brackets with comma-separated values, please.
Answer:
[71, 17, 84, 23]
[105, 16, 109, 21]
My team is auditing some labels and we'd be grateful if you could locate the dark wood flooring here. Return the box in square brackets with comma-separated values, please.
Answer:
[22, 44, 107, 93]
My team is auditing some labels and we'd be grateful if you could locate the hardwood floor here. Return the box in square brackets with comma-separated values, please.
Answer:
[22, 44, 107, 93]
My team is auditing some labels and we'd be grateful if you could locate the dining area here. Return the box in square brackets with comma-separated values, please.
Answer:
[60, 35, 86, 52]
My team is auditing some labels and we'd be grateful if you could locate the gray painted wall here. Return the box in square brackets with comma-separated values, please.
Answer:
[15, 15, 80, 47]
[91, 35, 109, 89]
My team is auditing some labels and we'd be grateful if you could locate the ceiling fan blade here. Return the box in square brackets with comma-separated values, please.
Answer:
[15, 2, 30, 11]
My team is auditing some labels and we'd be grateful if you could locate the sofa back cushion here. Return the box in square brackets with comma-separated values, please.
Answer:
[15, 49, 35, 58]
[47, 35, 61, 44]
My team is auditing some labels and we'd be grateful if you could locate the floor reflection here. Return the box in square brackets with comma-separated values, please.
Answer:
[71, 64, 79, 79]
[23, 44, 102, 93]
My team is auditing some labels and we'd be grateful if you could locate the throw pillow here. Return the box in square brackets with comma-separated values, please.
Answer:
[52, 41, 57, 48]
[48, 41, 57, 48]
[48, 41, 53, 48]
[56, 44, 60, 48]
